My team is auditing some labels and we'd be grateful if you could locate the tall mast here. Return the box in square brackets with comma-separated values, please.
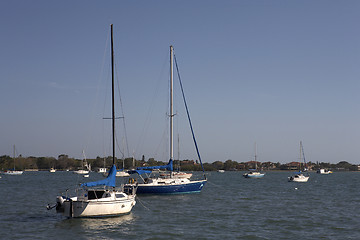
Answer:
[111, 24, 115, 165]
[13, 145, 16, 170]
[170, 46, 174, 163]
[254, 142, 257, 170]
[300, 141, 302, 170]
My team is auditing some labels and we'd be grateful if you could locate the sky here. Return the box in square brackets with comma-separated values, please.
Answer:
[1, 0, 359, 164]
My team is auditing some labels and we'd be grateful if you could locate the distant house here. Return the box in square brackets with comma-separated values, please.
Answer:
[245, 161, 259, 169]
[262, 161, 277, 170]
[287, 162, 301, 170]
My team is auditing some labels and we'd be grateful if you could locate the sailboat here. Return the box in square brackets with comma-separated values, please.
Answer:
[4, 145, 23, 175]
[288, 141, 310, 182]
[103, 158, 129, 177]
[243, 142, 265, 178]
[49, 24, 136, 217]
[124, 45, 207, 194]
[159, 135, 192, 179]
[73, 150, 90, 175]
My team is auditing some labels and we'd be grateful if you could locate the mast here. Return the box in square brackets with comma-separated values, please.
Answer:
[299, 141, 302, 171]
[254, 142, 257, 170]
[111, 24, 115, 166]
[13, 145, 16, 170]
[170, 46, 174, 163]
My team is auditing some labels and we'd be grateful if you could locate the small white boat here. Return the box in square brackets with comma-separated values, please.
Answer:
[288, 141, 310, 182]
[74, 169, 89, 174]
[4, 170, 23, 175]
[288, 173, 309, 182]
[49, 168, 56, 173]
[74, 150, 90, 175]
[97, 167, 107, 173]
[83, 174, 89, 178]
[103, 170, 130, 177]
[217, 170, 225, 173]
[243, 171, 265, 178]
[243, 143, 265, 179]
[317, 169, 332, 174]
[4, 145, 23, 175]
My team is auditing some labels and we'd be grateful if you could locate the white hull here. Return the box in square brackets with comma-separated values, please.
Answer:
[160, 172, 192, 179]
[288, 174, 309, 182]
[317, 169, 332, 174]
[103, 170, 130, 177]
[50, 168, 56, 173]
[74, 170, 89, 174]
[4, 170, 23, 175]
[57, 191, 136, 218]
[243, 171, 265, 178]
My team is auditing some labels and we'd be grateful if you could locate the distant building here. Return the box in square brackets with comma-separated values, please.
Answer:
[287, 162, 301, 170]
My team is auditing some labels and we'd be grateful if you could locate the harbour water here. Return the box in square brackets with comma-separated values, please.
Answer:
[1, 171, 359, 239]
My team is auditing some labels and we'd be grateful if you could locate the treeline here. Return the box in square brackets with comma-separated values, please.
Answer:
[0, 154, 358, 171]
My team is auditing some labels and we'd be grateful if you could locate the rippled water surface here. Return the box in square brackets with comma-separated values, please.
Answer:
[1, 171, 360, 239]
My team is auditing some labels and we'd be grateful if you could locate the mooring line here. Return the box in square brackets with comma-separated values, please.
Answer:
[207, 180, 222, 188]
[136, 196, 151, 211]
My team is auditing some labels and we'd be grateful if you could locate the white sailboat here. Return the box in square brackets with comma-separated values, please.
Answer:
[288, 141, 310, 182]
[49, 24, 136, 217]
[243, 142, 265, 178]
[73, 150, 90, 175]
[4, 145, 23, 175]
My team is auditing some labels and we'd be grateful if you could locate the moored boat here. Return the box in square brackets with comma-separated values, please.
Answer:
[124, 46, 207, 194]
[48, 24, 136, 217]
[288, 141, 310, 182]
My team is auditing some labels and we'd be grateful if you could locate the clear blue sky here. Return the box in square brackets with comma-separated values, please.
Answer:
[1, 0, 359, 164]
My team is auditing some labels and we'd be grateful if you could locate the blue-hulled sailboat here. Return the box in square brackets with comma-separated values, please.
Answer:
[125, 46, 207, 194]
[48, 24, 136, 217]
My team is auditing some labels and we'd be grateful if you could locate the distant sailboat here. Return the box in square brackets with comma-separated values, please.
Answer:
[48, 24, 136, 217]
[288, 141, 310, 182]
[73, 150, 90, 175]
[4, 145, 23, 175]
[243, 143, 265, 178]
[124, 45, 206, 194]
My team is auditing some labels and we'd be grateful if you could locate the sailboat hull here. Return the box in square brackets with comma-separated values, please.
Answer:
[131, 180, 207, 194]
[3, 170, 23, 175]
[243, 172, 265, 178]
[57, 194, 136, 218]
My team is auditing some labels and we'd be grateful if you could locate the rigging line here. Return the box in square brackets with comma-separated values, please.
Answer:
[84, 27, 111, 156]
[114, 60, 130, 158]
[173, 53, 206, 178]
[134, 51, 168, 156]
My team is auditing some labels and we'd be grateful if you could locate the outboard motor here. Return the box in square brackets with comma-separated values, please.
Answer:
[56, 196, 65, 213]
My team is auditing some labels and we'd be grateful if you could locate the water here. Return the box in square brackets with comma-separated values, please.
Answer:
[1, 171, 360, 239]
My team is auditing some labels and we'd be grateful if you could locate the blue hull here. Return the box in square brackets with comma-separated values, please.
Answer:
[134, 180, 207, 194]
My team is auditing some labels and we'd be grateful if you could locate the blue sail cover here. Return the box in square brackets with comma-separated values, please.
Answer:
[127, 169, 152, 175]
[81, 164, 117, 187]
[136, 159, 173, 171]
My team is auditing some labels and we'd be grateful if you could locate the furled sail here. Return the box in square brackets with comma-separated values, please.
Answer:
[136, 159, 173, 171]
[82, 164, 117, 187]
